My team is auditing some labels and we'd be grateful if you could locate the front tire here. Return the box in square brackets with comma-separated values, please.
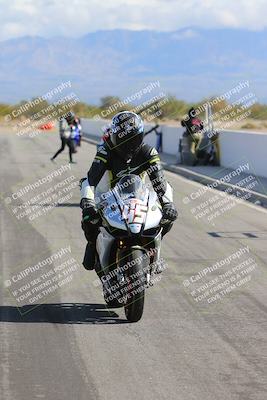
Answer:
[122, 248, 148, 322]
[105, 298, 123, 308]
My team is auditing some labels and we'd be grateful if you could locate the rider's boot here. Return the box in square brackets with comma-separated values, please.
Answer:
[82, 242, 96, 270]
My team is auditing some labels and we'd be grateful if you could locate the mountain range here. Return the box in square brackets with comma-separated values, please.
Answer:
[0, 28, 266, 104]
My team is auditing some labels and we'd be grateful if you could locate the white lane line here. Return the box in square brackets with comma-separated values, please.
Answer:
[172, 165, 267, 201]
[166, 170, 267, 215]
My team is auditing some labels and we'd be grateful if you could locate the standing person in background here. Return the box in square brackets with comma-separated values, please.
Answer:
[181, 107, 204, 164]
[50, 111, 76, 164]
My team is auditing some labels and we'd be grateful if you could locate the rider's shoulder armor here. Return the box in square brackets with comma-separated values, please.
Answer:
[139, 144, 160, 164]
[93, 141, 110, 165]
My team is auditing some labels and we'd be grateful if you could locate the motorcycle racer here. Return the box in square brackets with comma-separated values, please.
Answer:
[80, 111, 178, 270]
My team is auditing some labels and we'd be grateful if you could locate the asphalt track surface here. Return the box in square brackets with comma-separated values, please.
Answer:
[0, 127, 266, 400]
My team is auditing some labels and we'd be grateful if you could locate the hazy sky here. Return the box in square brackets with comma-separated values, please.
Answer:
[1, 0, 267, 40]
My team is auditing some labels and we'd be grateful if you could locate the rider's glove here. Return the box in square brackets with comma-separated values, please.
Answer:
[81, 199, 100, 225]
[162, 202, 178, 222]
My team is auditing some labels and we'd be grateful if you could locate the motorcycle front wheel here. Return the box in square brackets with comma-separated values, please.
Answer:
[122, 248, 148, 322]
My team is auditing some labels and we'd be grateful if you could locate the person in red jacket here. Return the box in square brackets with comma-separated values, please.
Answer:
[181, 107, 203, 135]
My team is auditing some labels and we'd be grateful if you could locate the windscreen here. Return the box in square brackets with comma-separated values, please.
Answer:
[115, 174, 146, 202]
